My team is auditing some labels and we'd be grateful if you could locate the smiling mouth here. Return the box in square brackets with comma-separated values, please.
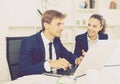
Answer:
[88, 31, 93, 34]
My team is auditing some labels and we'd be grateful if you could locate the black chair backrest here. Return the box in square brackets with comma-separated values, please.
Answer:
[6, 37, 26, 80]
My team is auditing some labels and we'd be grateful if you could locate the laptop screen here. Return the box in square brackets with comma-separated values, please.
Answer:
[73, 40, 119, 77]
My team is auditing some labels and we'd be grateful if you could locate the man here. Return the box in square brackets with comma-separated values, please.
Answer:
[19, 10, 81, 77]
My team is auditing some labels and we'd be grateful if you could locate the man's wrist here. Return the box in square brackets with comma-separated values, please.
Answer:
[82, 55, 85, 57]
[44, 60, 52, 72]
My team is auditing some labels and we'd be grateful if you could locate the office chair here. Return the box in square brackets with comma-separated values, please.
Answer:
[6, 37, 26, 80]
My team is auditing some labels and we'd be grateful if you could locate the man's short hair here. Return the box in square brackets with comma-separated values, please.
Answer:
[41, 10, 65, 31]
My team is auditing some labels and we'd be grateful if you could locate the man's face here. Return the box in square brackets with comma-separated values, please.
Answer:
[47, 18, 64, 38]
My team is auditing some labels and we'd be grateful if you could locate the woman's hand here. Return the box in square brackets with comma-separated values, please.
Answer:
[82, 49, 86, 56]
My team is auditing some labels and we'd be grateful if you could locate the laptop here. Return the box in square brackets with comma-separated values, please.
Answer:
[44, 40, 119, 78]
[73, 40, 119, 78]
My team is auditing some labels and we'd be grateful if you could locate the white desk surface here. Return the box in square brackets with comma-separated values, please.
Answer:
[4, 66, 120, 84]
[76, 66, 120, 84]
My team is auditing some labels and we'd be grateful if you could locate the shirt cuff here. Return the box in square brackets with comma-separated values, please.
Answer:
[44, 61, 51, 72]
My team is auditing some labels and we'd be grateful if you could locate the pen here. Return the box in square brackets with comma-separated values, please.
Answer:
[104, 65, 120, 67]
[75, 74, 86, 79]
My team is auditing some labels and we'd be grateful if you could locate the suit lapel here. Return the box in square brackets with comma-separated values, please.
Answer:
[53, 39, 59, 59]
[36, 32, 45, 59]
[84, 32, 88, 51]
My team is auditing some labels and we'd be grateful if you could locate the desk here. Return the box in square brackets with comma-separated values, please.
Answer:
[76, 66, 120, 84]
[4, 66, 120, 84]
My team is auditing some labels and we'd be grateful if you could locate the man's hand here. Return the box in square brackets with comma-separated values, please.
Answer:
[75, 49, 87, 65]
[75, 56, 83, 65]
[49, 58, 72, 71]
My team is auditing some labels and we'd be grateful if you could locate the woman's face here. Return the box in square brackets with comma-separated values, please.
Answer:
[87, 17, 102, 37]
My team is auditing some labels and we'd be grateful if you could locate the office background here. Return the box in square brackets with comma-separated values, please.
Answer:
[0, 0, 120, 84]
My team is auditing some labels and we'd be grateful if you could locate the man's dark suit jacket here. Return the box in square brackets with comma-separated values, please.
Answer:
[74, 32, 108, 57]
[19, 31, 76, 77]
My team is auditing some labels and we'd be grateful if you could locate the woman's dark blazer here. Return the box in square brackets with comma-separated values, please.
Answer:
[74, 32, 108, 57]
[19, 31, 76, 77]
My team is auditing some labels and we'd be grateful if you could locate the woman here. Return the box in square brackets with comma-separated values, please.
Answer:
[74, 14, 108, 58]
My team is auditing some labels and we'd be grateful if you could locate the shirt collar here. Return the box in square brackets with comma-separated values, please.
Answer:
[41, 32, 53, 45]
[87, 34, 99, 42]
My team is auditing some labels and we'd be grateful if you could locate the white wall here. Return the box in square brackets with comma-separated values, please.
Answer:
[0, 1, 11, 84]
[7, 0, 41, 26]
[0, 0, 42, 84]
